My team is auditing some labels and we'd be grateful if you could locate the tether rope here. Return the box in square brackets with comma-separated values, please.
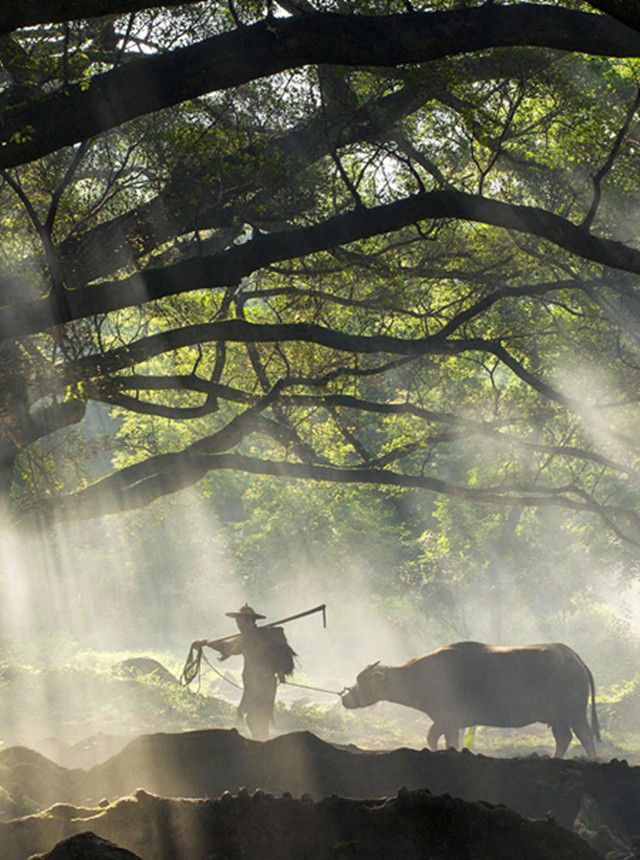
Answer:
[181, 642, 345, 697]
[282, 679, 345, 696]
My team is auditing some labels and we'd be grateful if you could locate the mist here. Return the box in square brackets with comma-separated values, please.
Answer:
[2, 469, 639, 760]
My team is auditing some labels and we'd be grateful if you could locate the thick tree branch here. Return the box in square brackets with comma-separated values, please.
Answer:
[53, 80, 429, 288]
[46, 49, 552, 291]
[100, 375, 635, 477]
[100, 374, 506, 428]
[0, 1, 196, 34]
[5, 189, 640, 342]
[61, 319, 562, 400]
[58, 316, 572, 415]
[8, 0, 634, 42]
[27, 449, 640, 537]
[0, 6, 637, 169]
[105, 358, 418, 405]
[586, 1, 640, 33]
[88, 387, 217, 420]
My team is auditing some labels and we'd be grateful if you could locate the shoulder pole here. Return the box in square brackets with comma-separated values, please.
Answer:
[181, 604, 326, 687]
[264, 603, 327, 630]
[202, 603, 326, 649]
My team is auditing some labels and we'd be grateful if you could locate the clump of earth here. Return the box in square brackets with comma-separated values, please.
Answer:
[0, 728, 639, 858]
[8, 789, 602, 860]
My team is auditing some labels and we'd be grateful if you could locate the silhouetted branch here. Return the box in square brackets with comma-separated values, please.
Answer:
[97, 376, 637, 478]
[582, 86, 640, 231]
[60, 318, 570, 406]
[26, 450, 640, 546]
[585, 1, 640, 33]
[5, 190, 640, 341]
[0, 1, 198, 34]
[1, 6, 637, 168]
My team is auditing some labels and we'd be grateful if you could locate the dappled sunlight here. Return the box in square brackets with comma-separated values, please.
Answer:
[553, 361, 639, 468]
[3, 3, 640, 857]
[0, 487, 246, 754]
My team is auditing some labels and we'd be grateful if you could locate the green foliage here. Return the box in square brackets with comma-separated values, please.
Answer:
[2, 1, 640, 720]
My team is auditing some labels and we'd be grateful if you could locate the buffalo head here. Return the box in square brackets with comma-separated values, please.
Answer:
[341, 660, 385, 709]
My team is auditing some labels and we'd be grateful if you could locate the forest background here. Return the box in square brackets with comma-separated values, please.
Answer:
[1, 0, 640, 755]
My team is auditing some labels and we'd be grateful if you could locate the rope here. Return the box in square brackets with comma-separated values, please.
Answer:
[180, 642, 344, 697]
[180, 643, 204, 688]
[282, 679, 345, 697]
[201, 649, 243, 690]
[180, 643, 244, 691]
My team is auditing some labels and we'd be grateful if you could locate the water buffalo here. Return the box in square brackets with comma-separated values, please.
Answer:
[342, 641, 600, 758]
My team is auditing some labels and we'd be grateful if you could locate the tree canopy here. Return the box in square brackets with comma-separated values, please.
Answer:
[1, 0, 640, 548]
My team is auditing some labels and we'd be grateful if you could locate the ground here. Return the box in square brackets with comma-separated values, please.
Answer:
[1, 728, 639, 857]
[1, 652, 639, 859]
[0, 650, 638, 763]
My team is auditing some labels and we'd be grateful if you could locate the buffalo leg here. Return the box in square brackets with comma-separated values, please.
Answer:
[551, 723, 572, 758]
[572, 716, 596, 759]
[427, 723, 443, 750]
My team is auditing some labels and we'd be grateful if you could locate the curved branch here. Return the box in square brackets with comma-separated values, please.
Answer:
[1, 6, 637, 168]
[64, 318, 568, 406]
[104, 357, 417, 403]
[55, 80, 428, 288]
[5, 190, 640, 341]
[99, 376, 636, 477]
[101, 373, 508, 427]
[27, 450, 640, 543]
[241, 285, 428, 319]
[434, 277, 600, 338]
[0, 1, 197, 34]
[89, 388, 217, 420]
[586, 1, 640, 33]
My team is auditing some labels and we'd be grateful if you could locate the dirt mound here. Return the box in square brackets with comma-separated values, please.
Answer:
[29, 831, 142, 859]
[90, 730, 640, 837]
[0, 784, 20, 819]
[1, 729, 639, 843]
[38, 734, 131, 770]
[0, 746, 85, 813]
[5, 788, 601, 860]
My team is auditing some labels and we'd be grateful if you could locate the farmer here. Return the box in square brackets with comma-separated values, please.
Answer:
[210, 604, 296, 741]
